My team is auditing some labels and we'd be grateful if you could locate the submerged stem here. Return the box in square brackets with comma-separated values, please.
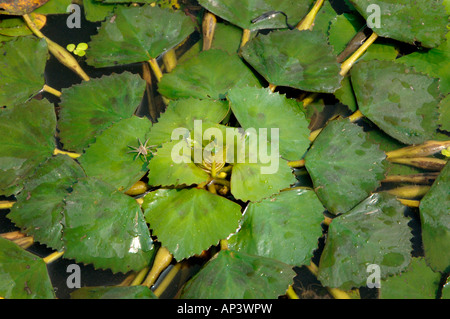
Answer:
[23, 14, 90, 81]
[296, 0, 325, 31]
[148, 58, 163, 82]
[385, 185, 430, 199]
[340, 32, 378, 76]
[386, 140, 450, 159]
[306, 262, 352, 299]
[202, 11, 217, 51]
[141, 246, 173, 288]
[42, 84, 62, 97]
[240, 29, 252, 48]
[43, 250, 64, 264]
[53, 148, 81, 159]
[0, 201, 15, 209]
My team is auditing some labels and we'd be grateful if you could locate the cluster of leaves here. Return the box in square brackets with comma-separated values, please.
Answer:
[0, 0, 449, 299]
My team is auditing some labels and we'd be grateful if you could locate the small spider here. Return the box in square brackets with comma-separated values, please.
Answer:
[127, 138, 156, 161]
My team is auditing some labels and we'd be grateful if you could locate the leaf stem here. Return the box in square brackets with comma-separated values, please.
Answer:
[0, 201, 15, 209]
[141, 246, 173, 288]
[53, 148, 81, 159]
[13, 236, 34, 249]
[306, 262, 352, 299]
[162, 49, 177, 73]
[387, 157, 447, 171]
[385, 185, 430, 199]
[286, 285, 299, 299]
[340, 32, 378, 76]
[23, 14, 90, 81]
[130, 266, 150, 286]
[397, 198, 421, 208]
[288, 159, 306, 168]
[296, 0, 325, 31]
[153, 263, 182, 297]
[124, 181, 149, 196]
[42, 84, 62, 97]
[386, 140, 450, 159]
[240, 29, 252, 49]
[0, 231, 25, 240]
[43, 250, 64, 264]
[148, 58, 163, 82]
[382, 173, 439, 185]
[202, 11, 217, 51]
[302, 92, 318, 107]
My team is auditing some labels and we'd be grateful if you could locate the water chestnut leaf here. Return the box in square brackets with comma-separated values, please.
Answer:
[305, 118, 387, 215]
[180, 249, 295, 298]
[227, 86, 310, 161]
[228, 188, 324, 266]
[379, 257, 442, 299]
[79, 116, 151, 192]
[58, 72, 146, 153]
[0, 36, 48, 108]
[147, 98, 229, 147]
[86, 5, 196, 67]
[0, 99, 56, 196]
[351, 60, 442, 145]
[0, 237, 55, 299]
[142, 188, 242, 261]
[158, 49, 262, 100]
[241, 29, 343, 93]
[317, 192, 412, 290]
[419, 161, 450, 273]
[62, 177, 155, 273]
[197, 0, 314, 31]
[351, 0, 449, 48]
[7, 155, 86, 251]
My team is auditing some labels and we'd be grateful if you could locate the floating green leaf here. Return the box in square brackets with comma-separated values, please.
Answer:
[227, 86, 310, 161]
[397, 33, 450, 95]
[227, 128, 295, 202]
[83, 0, 116, 22]
[228, 188, 324, 266]
[0, 36, 48, 108]
[351, 60, 441, 145]
[241, 30, 342, 93]
[62, 177, 155, 273]
[0, 237, 55, 299]
[0, 99, 56, 196]
[147, 139, 210, 187]
[7, 155, 86, 251]
[198, 0, 313, 31]
[58, 72, 146, 153]
[79, 116, 151, 192]
[147, 98, 229, 146]
[158, 49, 262, 100]
[305, 118, 387, 215]
[70, 285, 157, 299]
[328, 13, 365, 55]
[419, 161, 450, 273]
[350, 0, 448, 48]
[142, 188, 242, 261]
[180, 249, 295, 298]
[317, 192, 412, 290]
[379, 258, 442, 299]
[86, 5, 195, 67]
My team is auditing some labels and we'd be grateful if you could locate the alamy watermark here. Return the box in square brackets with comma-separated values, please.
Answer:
[366, 264, 381, 288]
[170, 120, 280, 175]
